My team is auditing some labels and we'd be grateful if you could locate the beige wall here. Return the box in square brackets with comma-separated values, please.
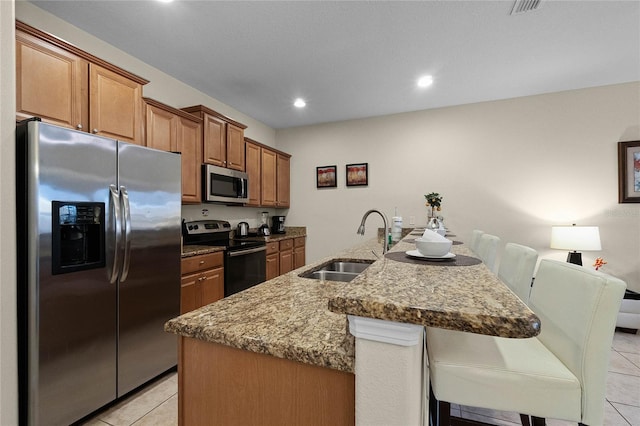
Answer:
[277, 83, 640, 291]
[1, 0, 17, 423]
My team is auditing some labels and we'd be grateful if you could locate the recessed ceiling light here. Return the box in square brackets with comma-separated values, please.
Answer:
[157, 0, 174, 3]
[294, 98, 306, 108]
[417, 75, 434, 88]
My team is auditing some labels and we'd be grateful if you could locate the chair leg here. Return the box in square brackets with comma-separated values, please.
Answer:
[438, 401, 451, 426]
[531, 416, 546, 426]
[519, 414, 531, 426]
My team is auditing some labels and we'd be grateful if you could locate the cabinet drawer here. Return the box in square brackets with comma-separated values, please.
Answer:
[266, 241, 279, 255]
[182, 251, 223, 275]
[294, 237, 306, 247]
[279, 239, 293, 251]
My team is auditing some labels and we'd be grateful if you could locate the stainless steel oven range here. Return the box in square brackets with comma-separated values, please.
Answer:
[182, 220, 266, 296]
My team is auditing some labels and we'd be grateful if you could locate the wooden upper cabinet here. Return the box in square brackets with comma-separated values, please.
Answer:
[261, 148, 277, 207]
[226, 124, 245, 171]
[89, 64, 143, 144]
[145, 102, 175, 152]
[276, 153, 291, 208]
[202, 114, 226, 167]
[177, 115, 203, 203]
[181, 105, 247, 171]
[144, 98, 202, 203]
[16, 28, 88, 129]
[15, 22, 148, 145]
[245, 139, 261, 207]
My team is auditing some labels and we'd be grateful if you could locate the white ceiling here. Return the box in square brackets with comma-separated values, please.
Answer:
[29, 0, 640, 129]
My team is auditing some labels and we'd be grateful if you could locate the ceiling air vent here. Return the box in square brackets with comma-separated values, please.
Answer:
[510, 0, 544, 15]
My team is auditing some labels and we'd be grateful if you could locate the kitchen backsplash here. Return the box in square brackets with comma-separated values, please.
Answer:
[181, 203, 288, 228]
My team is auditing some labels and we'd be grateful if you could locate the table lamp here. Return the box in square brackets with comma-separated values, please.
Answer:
[550, 224, 601, 266]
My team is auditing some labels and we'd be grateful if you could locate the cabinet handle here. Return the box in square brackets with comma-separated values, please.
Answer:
[92, 128, 99, 134]
[76, 124, 83, 130]
[199, 260, 205, 265]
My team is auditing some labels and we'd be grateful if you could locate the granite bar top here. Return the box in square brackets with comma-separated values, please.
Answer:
[166, 232, 540, 373]
[181, 227, 307, 258]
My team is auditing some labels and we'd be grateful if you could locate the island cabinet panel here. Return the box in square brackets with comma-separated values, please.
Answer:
[179, 337, 355, 426]
[180, 252, 224, 314]
[16, 22, 148, 145]
[144, 98, 203, 203]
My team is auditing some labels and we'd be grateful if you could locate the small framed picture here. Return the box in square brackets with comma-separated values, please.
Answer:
[316, 165, 337, 188]
[346, 163, 368, 187]
[618, 141, 640, 203]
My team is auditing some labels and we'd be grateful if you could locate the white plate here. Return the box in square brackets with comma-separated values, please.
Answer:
[406, 250, 456, 260]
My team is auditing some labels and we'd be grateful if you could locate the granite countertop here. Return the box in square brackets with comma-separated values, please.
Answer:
[181, 227, 307, 258]
[166, 231, 540, 373]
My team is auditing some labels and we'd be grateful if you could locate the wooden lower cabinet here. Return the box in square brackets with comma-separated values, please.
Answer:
[266, 237, 306, 280]
[279, 238, 294, 275]
[179, 337, 355, 426]
[180, 252, 224, 314]
[265, 241, 280, 281]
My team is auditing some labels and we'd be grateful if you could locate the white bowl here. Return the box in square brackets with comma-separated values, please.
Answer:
[415, 238, 452, 257]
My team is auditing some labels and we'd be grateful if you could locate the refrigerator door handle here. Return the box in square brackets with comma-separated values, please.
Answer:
[108, 184, 122, 283]
[120, 186, 132, 282]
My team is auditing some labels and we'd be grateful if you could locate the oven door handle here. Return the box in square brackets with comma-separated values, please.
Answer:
[227, 246, 267, 257]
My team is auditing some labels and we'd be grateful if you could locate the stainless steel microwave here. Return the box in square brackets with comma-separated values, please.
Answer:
[203, 164, 249, 204]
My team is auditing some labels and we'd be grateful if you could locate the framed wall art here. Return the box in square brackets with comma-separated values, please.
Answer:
[316, 165, 337, 188]
[346, 163, 368, 187]
[618, 141, 640, 203]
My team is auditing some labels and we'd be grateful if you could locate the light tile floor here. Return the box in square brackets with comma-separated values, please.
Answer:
[81, 330, 640, 426]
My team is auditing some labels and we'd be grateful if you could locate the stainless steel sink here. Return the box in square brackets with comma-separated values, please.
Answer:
[299, 259, 375, 282]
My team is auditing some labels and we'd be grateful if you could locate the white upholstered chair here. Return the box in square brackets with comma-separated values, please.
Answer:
[476, 233, 500, 273]
[426, 259, 626, 426]
[497, 243, 538, 304]
[469, 229, 484, 254]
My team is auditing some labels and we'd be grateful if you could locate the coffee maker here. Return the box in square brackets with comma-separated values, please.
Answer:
[271, 215, 286, 234]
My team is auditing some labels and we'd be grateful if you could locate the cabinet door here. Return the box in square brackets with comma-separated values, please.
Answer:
[203, 114, 226, 166]
[245, 141, 261, 206]
[266, 253, 280, 281]
[145, 103, 176, 151]
[261, 149, 277, 207]
[16, 30, 88, 130]
[226, 124, 245, 171]
[279, 250, 294, 275]
[276, 154, 291, 208]
[294, 246, 306, 270]
[293, 237, 306, 269]
[177, 116, 203, 203]
[89, 63, 143, 144]
[200, 268, 224, 306]
[181, 273, 200, 314]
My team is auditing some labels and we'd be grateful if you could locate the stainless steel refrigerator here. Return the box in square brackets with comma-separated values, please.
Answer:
[16, 119, 181, 425]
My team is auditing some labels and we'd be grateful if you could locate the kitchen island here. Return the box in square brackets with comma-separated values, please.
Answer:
[165, 231, 540, 425]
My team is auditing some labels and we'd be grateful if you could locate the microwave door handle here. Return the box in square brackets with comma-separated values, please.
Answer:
[108, 184, 122, 283]
[119, 186, 132, 282]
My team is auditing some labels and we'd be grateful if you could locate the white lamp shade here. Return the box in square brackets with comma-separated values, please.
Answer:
[550, 226, 602, 251]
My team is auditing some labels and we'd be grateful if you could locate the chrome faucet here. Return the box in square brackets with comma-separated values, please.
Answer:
[357, 209, 390, 254]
